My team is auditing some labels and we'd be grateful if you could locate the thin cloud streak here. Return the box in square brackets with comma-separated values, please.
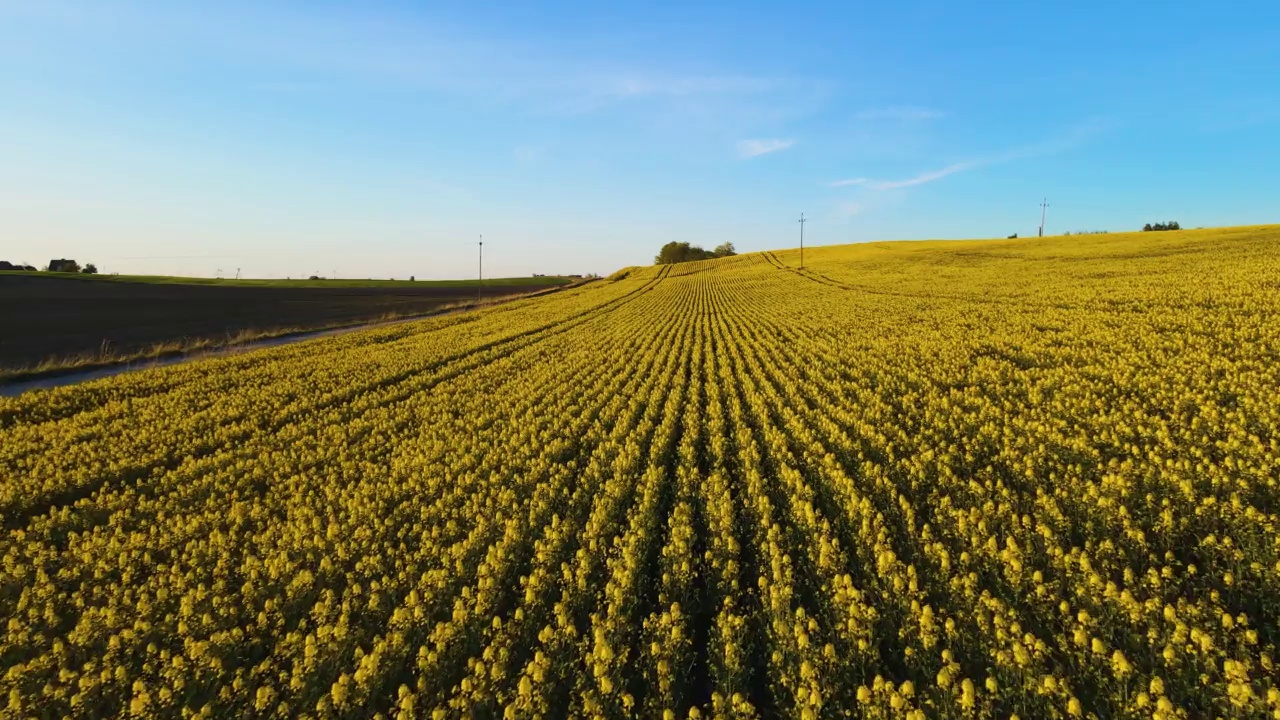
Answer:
[830, 118, 1110, 191]
[829, 177, 869, 187]
[836, 201, 863, 218]
[854, 105, 946, 122]
[737, 138, 795, 158]
[866, 162, 977, 190]
[12, 3, 818, 120]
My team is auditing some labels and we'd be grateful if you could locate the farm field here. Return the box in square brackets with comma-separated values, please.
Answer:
[0, 271, 573, 289]
[2, 226, 1279, 718]
[0, 273, 573, 376]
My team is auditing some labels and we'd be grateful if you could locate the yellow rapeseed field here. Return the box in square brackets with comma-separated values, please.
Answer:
[2, 226, 1279, 719]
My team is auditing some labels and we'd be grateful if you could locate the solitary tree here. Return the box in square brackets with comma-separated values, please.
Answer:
[82, 263, 98, 274]
[656, 241, 733, 264]
[655, 242, 710, 264]
[655, 241, 686, 264]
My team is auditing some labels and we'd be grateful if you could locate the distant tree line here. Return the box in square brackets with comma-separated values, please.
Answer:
[49, 259, 99, 273]
[0, 259, 98, 273]
[1143, 221, 1181, 232]
[654, 241, 737, 265]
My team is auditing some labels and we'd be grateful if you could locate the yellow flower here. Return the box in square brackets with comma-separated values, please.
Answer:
[1111, 650, 1133, 678]
[1013, 645, 1031, 666]
[1150, 676, 1165, 696]
[960, 678, 976, 709]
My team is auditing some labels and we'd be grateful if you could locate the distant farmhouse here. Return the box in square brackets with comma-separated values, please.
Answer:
[48, 259, 81, 272]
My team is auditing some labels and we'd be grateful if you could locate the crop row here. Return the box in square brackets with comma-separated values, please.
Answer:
[2, 231, 1279, 718]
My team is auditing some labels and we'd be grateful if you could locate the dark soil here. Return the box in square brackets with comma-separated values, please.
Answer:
[0, 274, 562, 371]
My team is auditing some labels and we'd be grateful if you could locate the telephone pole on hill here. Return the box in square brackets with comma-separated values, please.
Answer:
[1039, 198, 1050, 237]
[798, 213, 807, 269]
[478, 236, 483, 304]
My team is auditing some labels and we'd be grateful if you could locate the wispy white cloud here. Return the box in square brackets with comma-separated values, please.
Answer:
[599, 74, 779, 100]
[864, 161, 977, 190]
[854, 105, 946, 122]
[835, 201, 863, 218]
[10, 3, 825, 122]
[737, 138, 795, 158]
[513, 145, 542, 164]
[830, 119, 1109, 191]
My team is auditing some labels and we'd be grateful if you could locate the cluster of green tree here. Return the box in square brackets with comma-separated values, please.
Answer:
[45, 259, 99, 273]
[0, 260, 94, 273]
[654, 241, 736, 265]
[1143, 221, 1181, 232]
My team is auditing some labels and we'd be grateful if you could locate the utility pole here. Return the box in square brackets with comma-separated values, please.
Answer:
[798, 213, 807, 269]
[1039, 198, 1050, 237]
[478, 236, 483, 304]
[235, 268, 241, 280]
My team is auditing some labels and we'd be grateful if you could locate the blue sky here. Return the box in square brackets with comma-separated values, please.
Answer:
[2, 1, 1277, 278]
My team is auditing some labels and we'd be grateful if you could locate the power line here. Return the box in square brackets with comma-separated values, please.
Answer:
[478, 235, 483, 304]
[799, 213, 807, 269]
[119, 255, 237, 260]
[1039, 198, 1050, 237]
